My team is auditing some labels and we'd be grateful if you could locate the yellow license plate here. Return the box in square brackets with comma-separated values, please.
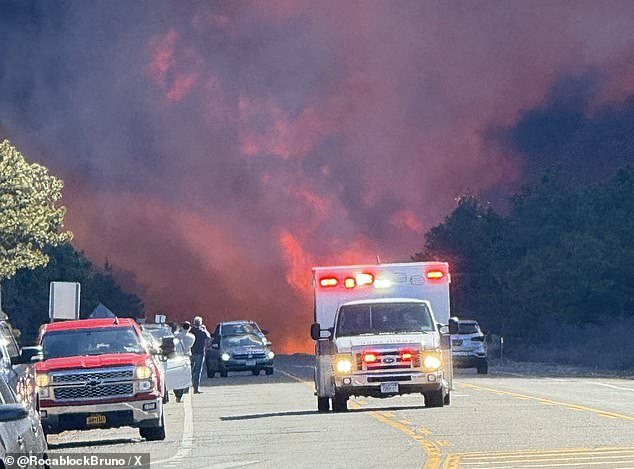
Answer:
[86, 415, 107, 425]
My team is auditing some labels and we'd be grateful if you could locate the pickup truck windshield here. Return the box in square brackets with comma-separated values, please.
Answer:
[336, 303, 435, 337]
[41, 327, 146, 359]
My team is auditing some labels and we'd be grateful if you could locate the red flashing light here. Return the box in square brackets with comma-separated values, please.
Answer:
[363, 352, 379, 363]
[400, 351, 413, 361]
[425, 269, 445, 280]
[344, 277, 356, 289]
[320, 277, 339, 288]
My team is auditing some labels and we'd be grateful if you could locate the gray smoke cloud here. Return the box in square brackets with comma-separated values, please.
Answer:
[2, 0, 634, 351]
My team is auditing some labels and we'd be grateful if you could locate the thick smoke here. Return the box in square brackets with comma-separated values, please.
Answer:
[2, 1, 634, 351]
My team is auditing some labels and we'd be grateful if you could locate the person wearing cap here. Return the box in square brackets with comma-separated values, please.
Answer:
[173, 321, 196, 402]
[190, 316, 211, 394]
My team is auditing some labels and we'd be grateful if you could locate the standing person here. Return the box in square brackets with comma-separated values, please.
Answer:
[174, 321, 195, 402]
[190, 316, 210, 394]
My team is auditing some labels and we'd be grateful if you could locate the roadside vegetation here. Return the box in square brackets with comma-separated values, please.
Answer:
[415, 166, 634, 370]
[0, 140, 143, 344]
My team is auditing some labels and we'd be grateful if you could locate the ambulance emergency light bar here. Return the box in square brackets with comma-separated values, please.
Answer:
[318, 266, 447, 289]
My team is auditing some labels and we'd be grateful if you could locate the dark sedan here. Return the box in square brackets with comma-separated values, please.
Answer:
[206, 334, 274, 378]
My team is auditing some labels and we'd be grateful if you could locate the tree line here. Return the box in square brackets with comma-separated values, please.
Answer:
[414, 167, 634, 369]
[0, 140, 143, 344]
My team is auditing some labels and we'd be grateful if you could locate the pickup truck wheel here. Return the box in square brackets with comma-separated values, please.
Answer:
[425, 390, 444, 408]
[477, 362, 488, 374]
[220, 369, 228, 378]
[332, 395, 348, 412]
[140, 413, 166, 441]
[317, 396, 330, 412]
[251, 369, 260, 376]
[265, 367, 274, 375]
[207, 368, 215, 378]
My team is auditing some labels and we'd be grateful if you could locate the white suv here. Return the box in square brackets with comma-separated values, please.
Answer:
[451, 319, 488, 374]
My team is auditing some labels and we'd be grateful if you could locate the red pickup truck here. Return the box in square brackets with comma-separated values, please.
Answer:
[34, 317, 165, 440]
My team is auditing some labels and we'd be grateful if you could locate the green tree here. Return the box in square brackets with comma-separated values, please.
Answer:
[2, 243, 144, 344]
[0, 140, 72, 280]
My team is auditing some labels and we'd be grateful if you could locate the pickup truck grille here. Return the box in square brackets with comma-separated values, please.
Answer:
[54, 383, 134, 400]
[355, 351, 421, 371]
[52, 369, 134, 383]
[49, 366, 136, 402]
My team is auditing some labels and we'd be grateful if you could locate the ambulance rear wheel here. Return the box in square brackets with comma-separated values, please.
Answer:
[317, 397, 330, 412]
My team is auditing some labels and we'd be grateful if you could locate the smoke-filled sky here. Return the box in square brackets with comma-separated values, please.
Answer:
[2, 1, 634, 352]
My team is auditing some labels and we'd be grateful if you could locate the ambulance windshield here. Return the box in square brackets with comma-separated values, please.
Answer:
[335, 302, 435, 336]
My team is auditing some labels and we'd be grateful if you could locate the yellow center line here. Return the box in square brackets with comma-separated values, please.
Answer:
[459, 382, 634, 421]
[280, 369, 443, 468]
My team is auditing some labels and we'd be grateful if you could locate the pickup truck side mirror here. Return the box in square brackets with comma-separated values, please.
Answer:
[211, 343, 219, 349]
[10, 346, 43, 365]
[261, 329, 269, 335]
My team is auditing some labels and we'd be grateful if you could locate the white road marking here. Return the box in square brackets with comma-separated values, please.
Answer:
[151, 393, 193, 467]
[591, 382, 634, 392]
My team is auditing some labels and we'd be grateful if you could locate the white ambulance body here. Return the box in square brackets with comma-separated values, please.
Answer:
[310, 262, 454, 412]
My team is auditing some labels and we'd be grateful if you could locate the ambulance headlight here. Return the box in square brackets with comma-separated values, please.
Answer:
[335, 356, 353, 373]
[422, 354, 442, 371]
[221, 353, 231, 362]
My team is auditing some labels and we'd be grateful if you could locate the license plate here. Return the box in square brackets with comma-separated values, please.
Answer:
[380, 382, 398, 393]
[246, 359, 256, 367]
[452, 340, 463, 346]
[86, 414, 106, 426]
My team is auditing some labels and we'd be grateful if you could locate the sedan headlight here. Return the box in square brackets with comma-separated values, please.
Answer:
[221, 353, 231, 362]
[422, 353, 442, 371]
[335, 355, 353, 373]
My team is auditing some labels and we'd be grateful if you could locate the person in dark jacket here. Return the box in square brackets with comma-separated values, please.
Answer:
[190, 316, 210, 393]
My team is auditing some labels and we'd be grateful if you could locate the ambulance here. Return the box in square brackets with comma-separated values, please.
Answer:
[310, 262, 456, 412]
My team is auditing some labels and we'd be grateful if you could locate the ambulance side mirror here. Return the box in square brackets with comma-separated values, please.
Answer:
[310, 323, 332, 340]
[448, 317, 460, 335]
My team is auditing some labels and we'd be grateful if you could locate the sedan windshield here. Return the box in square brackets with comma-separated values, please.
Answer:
[336, 303, 435, 337]
[42, 327, 145, 359]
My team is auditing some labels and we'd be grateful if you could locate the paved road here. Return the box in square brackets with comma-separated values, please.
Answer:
[47, 356, 634, 468]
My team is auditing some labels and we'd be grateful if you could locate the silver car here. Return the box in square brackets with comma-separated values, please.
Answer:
[451, 320, 488, 374]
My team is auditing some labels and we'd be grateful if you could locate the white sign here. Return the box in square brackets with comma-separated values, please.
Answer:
[49, 282, 81, 321]
[154, 314, 167, 324]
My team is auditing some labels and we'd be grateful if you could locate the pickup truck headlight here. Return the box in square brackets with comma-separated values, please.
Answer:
[136, 365, 153, 380]
[267, 351, 275, 360]
[221, 353, 231, 362]
[335, 355, 353, 373]
[422, 353, 442, 372]
[35, 373, 50, 399]
[35, 373, 49, 387]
